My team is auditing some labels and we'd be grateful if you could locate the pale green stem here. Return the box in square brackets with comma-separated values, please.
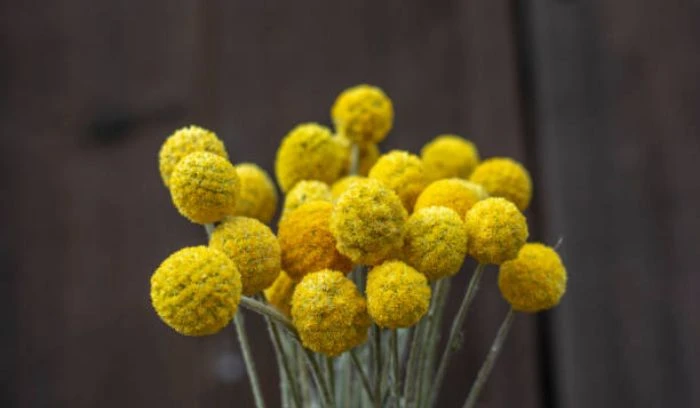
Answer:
[326, 356, 335, 399]
[430, 264, 485, 407]
[239, 296, 297, 335]
[463, 309, 516, 408]
[234, 312, 267, 408]
[204, 223, 215, 238]
[304, 348, 334, 407]
[403, 320, 426, 407]
[391, 329, 400, 407]
[266, 316, 302, 408]
[296, 344, 311, 405]
[373, 326, 383, 408]
[349, 144, 360, 175]
[419, 278, 452, 407]
[350, 349, 375, 403]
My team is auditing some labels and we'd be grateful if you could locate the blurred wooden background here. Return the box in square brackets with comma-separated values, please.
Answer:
[2, 1, 699, 407]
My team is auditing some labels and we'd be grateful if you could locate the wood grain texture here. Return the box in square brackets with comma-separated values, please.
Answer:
[525, 1, 700, 407]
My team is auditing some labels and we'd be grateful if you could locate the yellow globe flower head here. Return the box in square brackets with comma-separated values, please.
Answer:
[291, 270, 371, 356]
[369, 150, 428, 212]
[330, 178, 408, 265]
[366, 260, 431, 328]
[331, 176, 364, 201]
[498, 243, 567, 312]
[275, 123, 345, 193]
[403, 207, 468, 281]
[264, 270, 296, 317]
[279, 201, 353, 280]
[159, 125, 229, 187]
[469, 157, 533, 211]
[331, 84, 394, 145]
[335, 134, 381, 176]
[414, 178, 488, 221]
[209, 216, 281, 296]
[421, 134, 480, 182]
[150, 246, 242, 336]
[283, 180, 332, 215]
[464, 197, 529, 265]
[233, 163, 278, 224]
[169, 151, 240, 224]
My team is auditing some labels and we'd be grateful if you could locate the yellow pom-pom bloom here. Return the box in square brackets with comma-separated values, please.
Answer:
[275, 123, 345, 193]
[233, 163, 278, 224]
[464, 197, 529, 265]
[283, 180, 332, 215]
[279, 201, 353, 280]
[330, 178, 407, 265]
[414, 178, 488, 221]
[150, 246, 242, 336]
[158, 125, 229, 187]
[209, 216, 281, 296]
[291, 270, 371, 356]
[498, 243, 567, 312]
[264, 270, 296, 317]
[169, 152, 240, 224]
[403, 207, 468, 281]
[331, 84, 394, 145]
[469, 157, 533, 211]
[366, 261, 431, 328]
[336, 134, 381, 176]
[331, 176, 364, 200]
[420, 134, 480, 181]
[369, 150, 428, 211]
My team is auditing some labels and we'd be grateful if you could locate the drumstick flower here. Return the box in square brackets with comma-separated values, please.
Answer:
[469, 157, 532, 211]
[331, 84, 394, 146]
[158, 125, 228, 187]
[420, 134, 480, 182]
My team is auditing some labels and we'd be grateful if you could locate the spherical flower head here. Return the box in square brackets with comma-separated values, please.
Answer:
[330, 178, 407, 265]
[403, 207, 468, 281]
[331, 176, 364, 201]
[275, 123, 345, 193]
[150, 246, 242, 336]
[283, 180, 332, 215]
[421, 134, 480, 182]
[414, 179, 488, 221]
[209, 216, 281, 296]
[291, 270, 371, 356]
[233, 163, 278, 224]
[369, 150, 428, 212]
[469, 157, 532, 211]
[264, 270, 296, 317]
[335, 134, 381, 176]
[169, 152, 240, 224]
[279, 201, 353, 280]
[498, 243, 567, 312]
[464, 198, 529, 265]
[159, 125, 228, 187]
[366, 261, 431, 328]
[331, 84, 394, 145]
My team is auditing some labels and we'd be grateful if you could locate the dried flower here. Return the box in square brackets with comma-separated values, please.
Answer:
[275, 123, 345, 193]
[209, 216, 281, 296]
[498, 243, 567, 312]
[283, 180, 332, 215]
[150, 246, 241, 336]
[403, 207, 468, 281]
[369, 150, 428, 212]
[414, 178, 488, 220]
[330, 178, 407, 265]
[366, 260, 431, 328]
[464, 197, 528, 265]
[291, 270, 371, 356]
[169, 151, 240, 224]
[331, 84, 394, 145]
[158, 125, 228, 187]
[233, 163, 278, 224]
[264, 270, 296, 317]
[279, 201, 353, 280]
[469, 157, 532, 211]
[421, 134, 480, 182]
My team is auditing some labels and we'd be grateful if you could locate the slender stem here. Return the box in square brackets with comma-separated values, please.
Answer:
[350, 349, 375, 403]
[340, 354, 352, 408]
[204, 223, 215, 238]
[304, 349, 334, 407]
[431, 264, 485, 407]
[463, 309, 516, 408]
[391, 329, 400, 407]
[239, 296, 297, 336]
[373, 327, 383, 408]
[349, 143, 360, 175]
[403, 320, 426, 407]
[234, 312, 267, 408]
[326, 356, 335, 399]
[296, 344, 310, 405]
[419, 278, 452, 407]
[266, 317, 302, 408]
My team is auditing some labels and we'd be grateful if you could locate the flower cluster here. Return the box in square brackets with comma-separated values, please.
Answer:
[148, 84, 568, 408]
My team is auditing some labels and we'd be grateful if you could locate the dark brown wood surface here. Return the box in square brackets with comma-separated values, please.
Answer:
[2, 0, 699, 407]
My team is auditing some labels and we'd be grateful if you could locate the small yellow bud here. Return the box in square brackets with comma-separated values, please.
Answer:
[498, 243, 567, 312]
[331, 84, 394, 145]
[421, 134, 480, 181]
[469, 157, 532, 211]
[233, 163, 278, 224]
[158, 125, 228, 187]
[169, 152, 240, 224]
[283, 180, 332, 215]
[464, 197, 529, 265]
[264, 270, 296, 317]
[414, 178, 488, 221]
[366, 260, 431, 328]
[150, 246, 242, 336]
[369, 150, 428, 212]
